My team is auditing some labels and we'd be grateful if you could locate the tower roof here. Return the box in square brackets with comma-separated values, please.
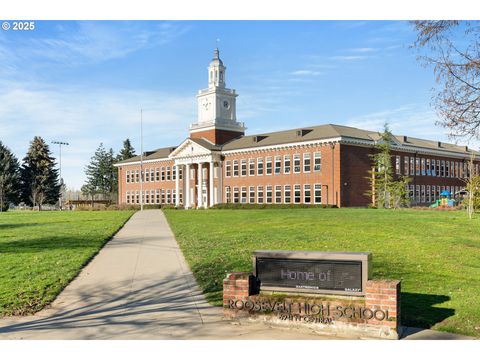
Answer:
[210, 48, 224, 66]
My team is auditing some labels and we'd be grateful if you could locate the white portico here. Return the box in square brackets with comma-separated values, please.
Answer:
[169, 138, 223, 208]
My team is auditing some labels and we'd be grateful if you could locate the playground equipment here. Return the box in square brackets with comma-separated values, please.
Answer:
[429, 190, 456, 208]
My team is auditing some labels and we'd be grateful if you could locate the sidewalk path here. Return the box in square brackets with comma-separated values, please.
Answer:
[0, 210, 474, 340]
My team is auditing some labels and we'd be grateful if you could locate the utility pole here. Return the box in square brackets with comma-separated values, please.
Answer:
[52, 141, 70, 210]
[140, 109, 144, 211]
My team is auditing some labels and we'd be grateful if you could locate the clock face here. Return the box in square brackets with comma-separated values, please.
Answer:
[203, 99, 210, 110]
[223, 100, 230, 109]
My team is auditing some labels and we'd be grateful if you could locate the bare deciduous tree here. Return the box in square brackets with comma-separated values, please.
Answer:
[411, 21, 480, 140]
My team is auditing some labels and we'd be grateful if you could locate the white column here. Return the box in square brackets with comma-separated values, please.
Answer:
[217, 161, 223, 204]
[175, 165, 180, 207]
[197, 163, 203, 208]
[209, 161, 215, 207]
[185, 164, 190, 208]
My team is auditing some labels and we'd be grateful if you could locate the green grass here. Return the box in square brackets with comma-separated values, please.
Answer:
[0, 210, 134, 316]
[164, 208, 480, 337]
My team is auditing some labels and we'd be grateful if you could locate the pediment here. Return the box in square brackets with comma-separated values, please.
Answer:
[169, 138, 213, 158]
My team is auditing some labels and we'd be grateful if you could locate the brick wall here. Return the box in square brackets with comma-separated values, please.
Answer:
[223, 272, 401, 339]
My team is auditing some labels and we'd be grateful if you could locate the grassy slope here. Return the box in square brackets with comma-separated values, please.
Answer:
[0, 210, 134, 316]
[164, 208, 480, 337]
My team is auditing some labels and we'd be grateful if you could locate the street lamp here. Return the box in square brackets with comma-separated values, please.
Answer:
[52, 141, 69, 210]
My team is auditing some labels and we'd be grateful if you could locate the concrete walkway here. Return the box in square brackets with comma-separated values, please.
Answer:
[0, 210, 474, 340]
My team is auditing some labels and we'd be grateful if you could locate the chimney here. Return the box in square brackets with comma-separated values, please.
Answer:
[403, 136, 408, 143]
[438, 141, 442, 148]
[465, 146, 469, 152]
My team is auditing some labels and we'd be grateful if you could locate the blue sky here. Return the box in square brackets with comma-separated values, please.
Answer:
[0, 20, 473, 189]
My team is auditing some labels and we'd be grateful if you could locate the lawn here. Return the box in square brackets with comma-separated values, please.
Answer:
[0, 210, 134, 316]
[164, 208, 480, 337]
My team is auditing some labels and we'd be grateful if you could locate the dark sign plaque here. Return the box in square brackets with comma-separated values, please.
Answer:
[253, 251, 371, 296]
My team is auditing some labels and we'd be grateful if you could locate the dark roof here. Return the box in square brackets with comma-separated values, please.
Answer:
[222, 123, 479, 156]
[189, 137, 222, 151]
[116, 124, 479, 165]
[115, 146, 176, 165]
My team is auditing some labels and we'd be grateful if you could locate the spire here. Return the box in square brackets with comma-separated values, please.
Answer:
[208, 48, 225, 88]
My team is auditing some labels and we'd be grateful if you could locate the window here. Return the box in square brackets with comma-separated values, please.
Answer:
[166, 190, 171, 204]
[314, 184, 322, 204]
[257, 158, 264, 176]
[233, 187, 239, 203]
[266, 157, 273, 175]
[136, 191, 140, 204]
[233, 161, 239, 177]
[431, 185, 436, 201]
[437, 160, 441, 177]
[275, 185, 282, 203]
[314, 152, 321, 172]
[161, 189, 165, 204]
[427, 185, 431, 203]
[284, 155, 291, 174]
[161, 167, 165, 181]
[172, 166, 176, 181]
[266, 185, 273, 203]
[441, 160, 445, 177]
[249, 159, 255, 176]
[151, 190, 155, 203]
[225, 161, 231, 177]
[249, 186, 255, 203]
[145, 169, 149, 182]
[409, 185, 414, 200]
[415, 158, 420, 176]
[136, 170, 140, 183]
[404, 156, 409, 176]
[225, 186, 231, 203]
[166, 167, 171, 181]
[155, 168, 160, 181]
[284, 185, 291, 204]
[241, 159, 247, 177]
[446, 161, 450, 178]
[126, 191, 130, 203]
[241, 186, 247, 203]
[396, 156, 401, 175]
[431, 159, 436, 176]
[421, 158, 425, 176]
[172, 190, 176, 204]
[294, 185, 301, 203]
[304, 184, 311, 203]
[156, 189, 160, 204]
[294, 154, 301, 173]
[257, 186, 264, 203]
[410, 157, 414, 176]
[426, 159, 431, 176]
[415, 185, 420, 202]
[421, 185, 425, 203]
[179, 167, 183, 180]
[303, 153, 311, 173]
[126, 171, 130, 183]
[274, 156, 282, 175]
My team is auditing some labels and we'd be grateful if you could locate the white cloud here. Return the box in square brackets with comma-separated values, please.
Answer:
[0, 84, 195, 189]
[344, 105, 480, 149]
[1, 21, 190, 69]
[290, 70, 322, 76]
[330, 55, 369, 61]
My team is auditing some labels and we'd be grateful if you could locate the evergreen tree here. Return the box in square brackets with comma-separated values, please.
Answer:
[84, 143, 117, 201]
[117, 138, 136, 161]
[20, 136, 60, 210]
[0, 141, 21, 212]
[366, 124, 411, 209]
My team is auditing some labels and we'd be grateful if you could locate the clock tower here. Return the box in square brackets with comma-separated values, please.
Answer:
[190, 48, 245, 145]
